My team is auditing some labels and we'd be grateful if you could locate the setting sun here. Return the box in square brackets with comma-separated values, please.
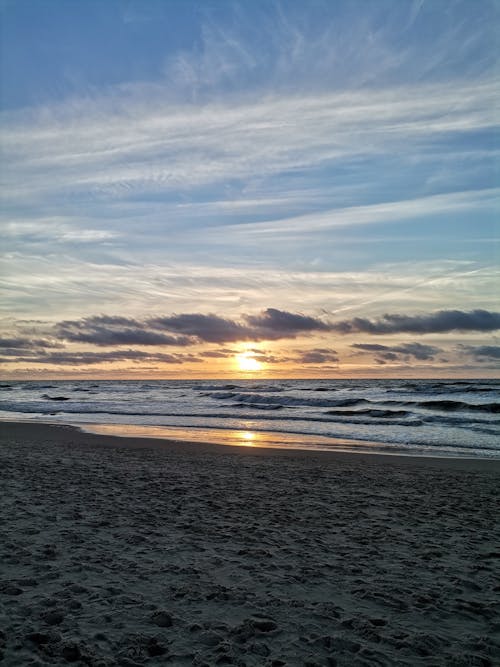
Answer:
[236, 352, 263, 373]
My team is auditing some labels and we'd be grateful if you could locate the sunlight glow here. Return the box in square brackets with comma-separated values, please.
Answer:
[236, 352, 263, 373]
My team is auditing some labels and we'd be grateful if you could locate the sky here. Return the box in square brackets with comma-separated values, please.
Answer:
[0, 0, 499, 379]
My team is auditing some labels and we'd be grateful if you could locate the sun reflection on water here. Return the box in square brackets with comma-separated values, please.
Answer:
[238, 431, 257, 446]
[79, 422, 379, 454]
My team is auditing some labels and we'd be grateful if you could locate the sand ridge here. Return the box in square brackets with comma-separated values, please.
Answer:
[0, 422, 499, 665]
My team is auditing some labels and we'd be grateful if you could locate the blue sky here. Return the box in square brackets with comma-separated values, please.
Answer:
[1, 0, 499, 377]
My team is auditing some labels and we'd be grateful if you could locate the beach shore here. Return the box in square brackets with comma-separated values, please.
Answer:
[1, 421, 499, 666]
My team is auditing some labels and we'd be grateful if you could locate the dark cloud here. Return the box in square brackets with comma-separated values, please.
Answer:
[0, 336, 63, 350]
[1, 350, 201, 366]
[333, 310, 500, 335]
[56, 316, 193, 347]
[0, 348, 40, 358]
[6, 309, 331, 359]
[246, 308, 330, 334]
[150, 314, 250, 343]
[352, 342, 441, 361]
[376, 352, 398, 364]
[252, 352, 289, 364]
[464, 345, 500, 360]
[6, 308, 500, 372]
[296, 348, 339, 364]
[199, 348, 237, 358]
[151, 308, 329, 343]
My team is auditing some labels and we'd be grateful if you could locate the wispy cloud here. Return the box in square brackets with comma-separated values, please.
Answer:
[2, 254, 498, 327]
[163, 0, 497, 97]
[2, 81, 497, 202]
[3, 219, 118, 245]
[221, 188, 499, 237]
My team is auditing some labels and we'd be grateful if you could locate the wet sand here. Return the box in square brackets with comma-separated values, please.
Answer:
[1, 421, 499, 666]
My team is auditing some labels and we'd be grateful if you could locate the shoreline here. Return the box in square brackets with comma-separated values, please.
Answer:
[2, 419, 500, 471]
[2, 376, 498, 465]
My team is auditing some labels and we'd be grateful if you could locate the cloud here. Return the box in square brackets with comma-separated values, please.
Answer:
[223, 188, 500, 238]
[3, 252, 498, 327]
[2, 76, 497, 208]
[3, 306, 500, 376]
[3, 220, 118, 245]
[56, 316, 193, 347]
[151, 308, 330, 343]
[245, 308, 330, 334]
[295, 348, 339, 364]
[149, 307, 500, 348]
[0, 336, 63, 350]
[463, 345, 500, 360]
[352, 342, 441, 361]
[150, 314, 250, 344]
[199, 348, 237, 358]
[1, 349, 201, 366]
[249, 351, 290, 364]
[334, 309, 500, 335]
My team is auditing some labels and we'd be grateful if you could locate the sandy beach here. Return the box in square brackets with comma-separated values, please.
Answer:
[1, 421, 499, 666]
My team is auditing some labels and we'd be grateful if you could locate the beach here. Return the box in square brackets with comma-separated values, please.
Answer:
[1, 421, 499, 666]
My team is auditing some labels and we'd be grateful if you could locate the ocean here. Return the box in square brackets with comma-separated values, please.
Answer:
[0, 379, 499, 459]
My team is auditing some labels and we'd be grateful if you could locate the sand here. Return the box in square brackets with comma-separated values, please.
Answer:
[0, 421, 499, 666]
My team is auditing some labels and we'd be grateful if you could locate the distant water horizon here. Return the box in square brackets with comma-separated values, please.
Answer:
[1, 378, 499, 459]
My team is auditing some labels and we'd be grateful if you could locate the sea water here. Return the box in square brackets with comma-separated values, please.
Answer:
[0, 379, 499, 458]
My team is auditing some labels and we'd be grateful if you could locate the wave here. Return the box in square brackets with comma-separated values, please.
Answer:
[41, 394, 71, 401]
[232, 402, 283, 410]
[416, 400, 499, 414]
[0, 401, 419, 425]
[298, 386, 338, 392]
[387, 381, 500, 395]
[382, 399, 500, 414]
[3, 403, 494, 432]
[210, 392, 500, 414]
[206, 391, 369, 408]
[193, 383, 245, 391]
[200, 385, 286, 394]
[325, 409, 410, 418]
[420, 400, 500, 413]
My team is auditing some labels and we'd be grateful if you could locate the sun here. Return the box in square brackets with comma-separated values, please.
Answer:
[236, 352, 263, 373]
